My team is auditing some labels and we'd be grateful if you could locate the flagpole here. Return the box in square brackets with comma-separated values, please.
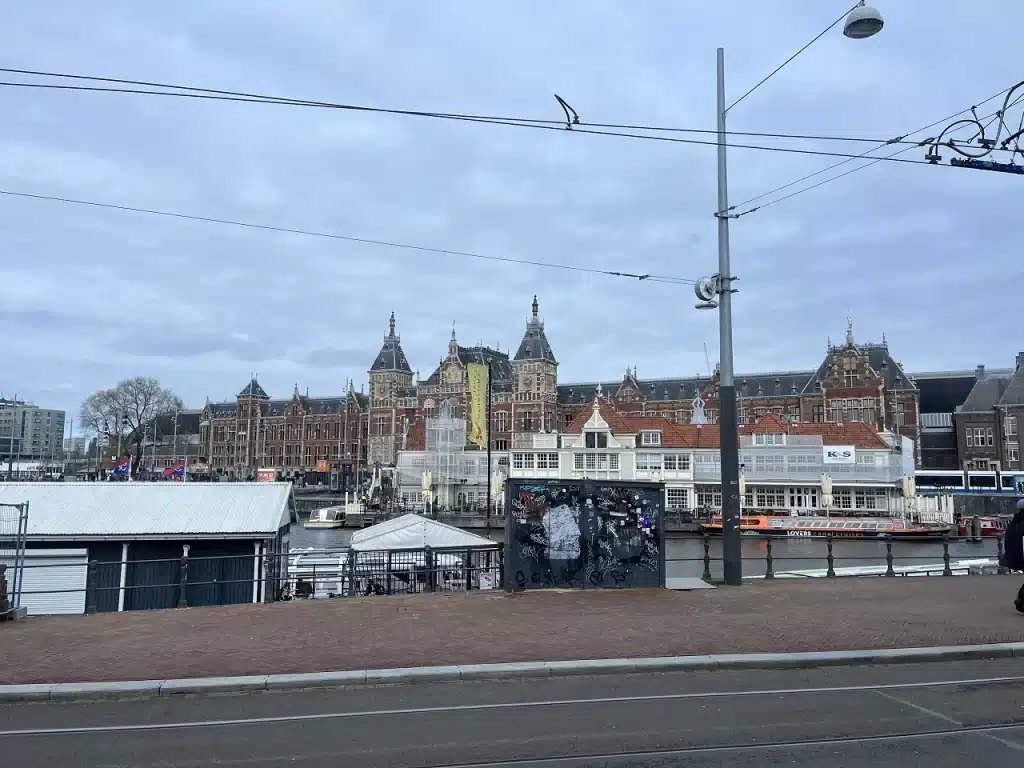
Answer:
[183, 454, 188, 484]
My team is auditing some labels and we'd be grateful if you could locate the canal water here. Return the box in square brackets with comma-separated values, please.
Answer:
[289, 524, 1000, 580]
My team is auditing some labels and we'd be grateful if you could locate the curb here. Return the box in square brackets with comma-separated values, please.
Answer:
[3, 642, 1023, 702]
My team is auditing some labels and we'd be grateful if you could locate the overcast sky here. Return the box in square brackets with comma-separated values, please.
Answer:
[1, 1, 1020, 425]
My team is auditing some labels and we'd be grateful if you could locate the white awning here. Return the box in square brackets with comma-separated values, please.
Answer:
[350, 513, 496, 551]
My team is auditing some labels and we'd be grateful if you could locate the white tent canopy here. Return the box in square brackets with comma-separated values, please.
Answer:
[350, 513, 496, 551]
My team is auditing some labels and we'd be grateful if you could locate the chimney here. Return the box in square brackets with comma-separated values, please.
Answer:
[976, 364, 985, 380]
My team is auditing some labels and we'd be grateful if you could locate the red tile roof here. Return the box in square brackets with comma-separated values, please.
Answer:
[562, 400, 889, 450]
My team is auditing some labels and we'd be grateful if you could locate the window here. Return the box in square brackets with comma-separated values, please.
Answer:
[1005, 416, 1018, 437]
[812, 405, 824, 423]
[636, 453, 663, 470]
[753, 433, 785, 446]
[495, 412, 508, 432]
[696, 486, 722, 509]
[855, 489, 884, 510]
[574, 453, 584, 471]
[1008, 447, 1019, 463]
[755, 487, 786, 508]
[834, 489, 853, 509]
[640, 430, 661, 446]
[966, 430, 974, 447]
[536, 452, 558, 470]
[609, 454, 620, 470]
[494, 439, 508, 451]
[375, 415, 388, 436]
[522, 411, 534, 431]
[789, 487, 819, 508]
[844, 370, 857, 387]
[973, 427, 985, 448]
[663, 453, 690, 471]
[666, 488, 689, 510]
[585, 431, 608, 449]
[512, 453, 525, 470]
[585, 453, 596, 470]
[986, 428, 994, 447]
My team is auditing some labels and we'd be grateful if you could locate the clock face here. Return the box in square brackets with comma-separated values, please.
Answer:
[444, 368, 461, 384]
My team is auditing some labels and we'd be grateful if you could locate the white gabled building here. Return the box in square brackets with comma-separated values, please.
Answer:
[508, 395, 921, 516]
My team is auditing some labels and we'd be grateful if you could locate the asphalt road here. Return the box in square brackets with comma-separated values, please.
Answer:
[2, 659, 1024, 767]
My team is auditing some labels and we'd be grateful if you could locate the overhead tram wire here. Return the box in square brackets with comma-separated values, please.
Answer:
[0, 67, 952, 150]
[0, 79, 950, 167]
[0, 188, 697, 286]
[727, 81, 1024, 217]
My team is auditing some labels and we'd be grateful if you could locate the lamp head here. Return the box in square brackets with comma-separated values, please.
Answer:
[843, 5, 884, 39]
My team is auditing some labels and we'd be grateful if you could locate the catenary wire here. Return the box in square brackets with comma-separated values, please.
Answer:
[728, 81, 1024, 217]
[0, 67, 939, 148]
[0, 79, 951, 167]
[0, 188, 698, 285]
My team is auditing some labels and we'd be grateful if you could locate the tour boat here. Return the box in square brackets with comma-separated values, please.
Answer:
[701, 514, 952, 539]
[303, 506, 345, 529]
[957, 515, 1009, 538]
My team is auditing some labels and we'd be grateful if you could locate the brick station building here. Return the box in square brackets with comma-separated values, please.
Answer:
[196, 300, 926, 480]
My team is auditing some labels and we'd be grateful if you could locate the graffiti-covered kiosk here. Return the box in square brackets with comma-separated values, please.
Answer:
[503, 479, 666, 591]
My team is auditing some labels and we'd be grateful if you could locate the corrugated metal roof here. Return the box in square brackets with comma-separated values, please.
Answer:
[0, 482, 293, 538]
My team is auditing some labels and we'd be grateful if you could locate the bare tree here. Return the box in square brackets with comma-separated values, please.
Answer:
[80, 378, 184, 477]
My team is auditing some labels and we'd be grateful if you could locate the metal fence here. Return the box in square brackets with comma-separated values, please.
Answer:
[3, 532, 1013, 617]
[669, 533, 1007, 581]
[7, 543, 504, 616]
[0, 501, 29, 618]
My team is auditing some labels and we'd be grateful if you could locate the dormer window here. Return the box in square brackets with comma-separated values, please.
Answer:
[641, 430, 662, 446]
[753, 433, 786, 446]
[585, 431, 608, 449]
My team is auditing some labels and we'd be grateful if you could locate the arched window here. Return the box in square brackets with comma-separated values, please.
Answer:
[440, 400, 456, 420]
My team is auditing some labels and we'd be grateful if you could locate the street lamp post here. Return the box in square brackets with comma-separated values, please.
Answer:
[708, 2, 884, 586]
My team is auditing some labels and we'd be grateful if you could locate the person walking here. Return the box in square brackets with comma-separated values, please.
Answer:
[1003, 499, 1024, 613]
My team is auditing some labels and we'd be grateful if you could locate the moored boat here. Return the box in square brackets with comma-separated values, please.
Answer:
[303, 506, 345, 529]
[957, 515, 1009, 538]
[701, 514, 952, 539]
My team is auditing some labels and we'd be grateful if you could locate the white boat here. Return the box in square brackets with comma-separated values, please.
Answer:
[303, 505, 344, 529]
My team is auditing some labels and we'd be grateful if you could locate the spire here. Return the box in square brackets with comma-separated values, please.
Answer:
[845, 316, 855, 347]
[451, 323, 457, 342]
[369, 311, 413, 374]
[514, 295, 556, 364]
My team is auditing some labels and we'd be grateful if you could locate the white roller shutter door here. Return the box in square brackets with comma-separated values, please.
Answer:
[1, 549, 88, 616]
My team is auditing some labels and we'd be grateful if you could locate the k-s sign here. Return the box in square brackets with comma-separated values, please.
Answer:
[823, 445, 856, 465]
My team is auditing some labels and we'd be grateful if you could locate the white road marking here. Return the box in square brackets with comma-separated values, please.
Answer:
[1, 673, 1022, 737]
[875, 685, 1024, 752]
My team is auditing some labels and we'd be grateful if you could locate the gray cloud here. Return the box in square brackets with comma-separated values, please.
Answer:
[0, 0, 1021, 416]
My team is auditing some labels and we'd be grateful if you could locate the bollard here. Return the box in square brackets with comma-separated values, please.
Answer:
[85, 559, 99, 615]
[942, 536, 952, 576]
[764, 538, 774, 579]
[885, 535, 895, 577]
[825, 535, 835, 578]
[702, 534, 712, 582]
[425, 545, 436, 592]
[177, 555, 189, 608]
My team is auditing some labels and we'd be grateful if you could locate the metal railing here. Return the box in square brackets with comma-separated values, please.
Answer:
[7, 543, 504, 617]
[666, 533, 1008, 582]
[0, 501, 29, 618]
